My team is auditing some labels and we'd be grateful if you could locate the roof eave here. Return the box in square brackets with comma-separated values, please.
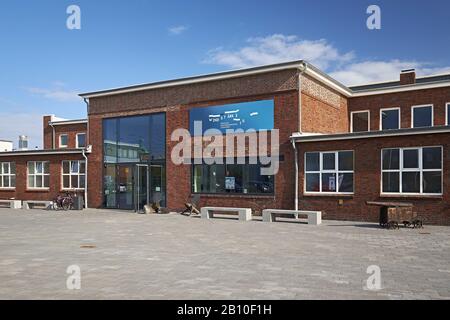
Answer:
[291, 126, 450, 142]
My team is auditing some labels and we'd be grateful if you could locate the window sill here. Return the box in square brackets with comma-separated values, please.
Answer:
[380, 193, 443, 200]
[26, 188, 50, 192]
[192, 193, 275, 199]
[0, 188, 15, 191]
[303, 193, 354, 198]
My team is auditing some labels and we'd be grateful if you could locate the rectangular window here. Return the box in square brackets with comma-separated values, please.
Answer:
[0, 162, 16, 188]
[27, 161, 50, 189]
[76, 133, 86, 148]
[381, 146, 442, 195]
[351, 111, 370, 132]
[305, 151, 354, 194]
[62, 160, 86, 189]
[380, 108, 400, 130]
[59, 134, 68, 148]
[412, 105, 433, 128]
[192, 159, 274, 194]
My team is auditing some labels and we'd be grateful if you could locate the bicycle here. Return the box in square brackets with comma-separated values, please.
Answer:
[52, 192, 74, 211]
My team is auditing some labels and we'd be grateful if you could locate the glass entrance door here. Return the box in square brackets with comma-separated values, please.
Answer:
[117, 165, 134, 210]
[135, 164, 149, 212]
[150, 165, 164, 206]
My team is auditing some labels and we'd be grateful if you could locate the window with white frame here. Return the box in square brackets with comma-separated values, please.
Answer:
[351, 111, 370, 132]
[380, 108, 400, 130]
[412, 105, 433, 128]
[27, 161, 50, 189]
[0, 162, 16, 188]
[62, 160, 85, 189]
[382, 146, 442, 195]
[76, 133, 86, 148]
[59, 134, 68, 148]
[305, 151, 354, 194]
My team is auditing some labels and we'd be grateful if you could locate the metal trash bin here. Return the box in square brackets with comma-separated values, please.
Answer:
[72, 196, 84, 210]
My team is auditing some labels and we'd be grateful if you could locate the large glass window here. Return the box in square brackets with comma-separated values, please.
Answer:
[27, 161, 50, 189]
[103, 113, 166, 164]
[62, 160, 86, 189]
[380, 108, 400, 130]
[192, 159, 274, 194]
[305, 151, 354, 194]
[102, 113, 167, 208]
[0, 162, 16, 188]
[351, 111, 370, 132]
[382, 146, 442, 195]
[412, 105, 433, 128]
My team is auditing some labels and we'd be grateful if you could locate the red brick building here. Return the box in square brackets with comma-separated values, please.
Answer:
[1, 61, 449, 224]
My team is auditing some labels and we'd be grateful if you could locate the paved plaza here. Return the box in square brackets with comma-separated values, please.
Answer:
[0, 208, 449, 299]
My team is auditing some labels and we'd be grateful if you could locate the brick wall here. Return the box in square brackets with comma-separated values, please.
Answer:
[42, 116, 87, 149]
[297, 132, 450, 225]
[87, 88, 299, 213]
[0, 153, 85, 202]
[301, 74, 349, 134]
[348, 87, 450, 130]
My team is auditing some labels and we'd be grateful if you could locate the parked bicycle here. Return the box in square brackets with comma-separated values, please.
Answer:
[52, 192, 74, 211]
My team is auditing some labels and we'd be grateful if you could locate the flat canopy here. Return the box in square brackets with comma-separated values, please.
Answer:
[366, 201, 414, 207]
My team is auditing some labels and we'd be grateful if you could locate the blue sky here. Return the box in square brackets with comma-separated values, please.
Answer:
[1, 0, 450, 148]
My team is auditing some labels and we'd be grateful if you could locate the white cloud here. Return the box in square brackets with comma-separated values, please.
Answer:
[168, 25, 188, 35]
[205, 34, 354, 70]
[27, 87, 81, 102]
[205, 34, 450, 86]
[0, 113, 43, 149]
[330, 60, 450, 86]
[25, 84, 80, 102]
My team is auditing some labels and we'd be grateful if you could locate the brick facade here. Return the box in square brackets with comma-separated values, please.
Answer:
[0, 153, 85, 202]
[43, 116, 87, 149]
[297, 132, 450, 225]
[348, 87, 450, 130]
[2, 63, 450, 225]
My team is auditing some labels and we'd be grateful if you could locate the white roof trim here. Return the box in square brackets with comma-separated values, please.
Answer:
[49, 119, 88, 126]
[80, 62, 306, 99]
[79, 60, 450, 99]
[0, 149, 84, 157]
[291, 126, 450, 142]
[303, 67, 352, 96]
[352, 81, 450, 97]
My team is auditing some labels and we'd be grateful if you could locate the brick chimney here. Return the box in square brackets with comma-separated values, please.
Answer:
[400, 69, 416, 85]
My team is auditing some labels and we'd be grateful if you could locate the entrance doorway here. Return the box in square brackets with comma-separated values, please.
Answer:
[135, 164, 149, 212]
[104, 163, 165, 212]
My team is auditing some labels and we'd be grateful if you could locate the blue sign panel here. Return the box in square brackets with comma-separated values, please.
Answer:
[189, 99, 274, 135]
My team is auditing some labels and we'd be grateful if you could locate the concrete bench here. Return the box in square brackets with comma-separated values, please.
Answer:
[262, 209, 322, 225]
[201, 207, 252, 221]
[0, 200, 22, 209]
[23, 200, 53, 210]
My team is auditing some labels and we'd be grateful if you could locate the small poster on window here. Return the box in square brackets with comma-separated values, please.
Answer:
[225, 177, 235, 190]
[329, 176, 336, 191]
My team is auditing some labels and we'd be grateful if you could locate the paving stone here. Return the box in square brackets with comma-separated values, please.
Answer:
[0, 208, 449, 299]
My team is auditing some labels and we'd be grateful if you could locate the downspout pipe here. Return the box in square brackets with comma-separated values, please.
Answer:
[292, 61, 307, 211]
[49, 122, 56, 149]
[82, 148, 88, 209]
[82, 98, 90, 209]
